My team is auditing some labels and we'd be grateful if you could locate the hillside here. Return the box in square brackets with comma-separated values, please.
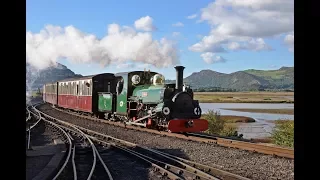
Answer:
[166, 67, 294, 91]
[26, 63, 293, 91]
[26, 63, 82, 90]
[243, 67, 294, 89]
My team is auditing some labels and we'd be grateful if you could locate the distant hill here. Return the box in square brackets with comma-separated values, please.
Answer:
[243, 67, 294, 90]
[26, 63, 82, 90]
[26, 62, 293, 91]
[166, 67, 294, 91]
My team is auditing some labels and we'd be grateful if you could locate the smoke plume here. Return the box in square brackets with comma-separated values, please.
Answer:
[26, 16, 180, 70]
[26, 64, 41, 103]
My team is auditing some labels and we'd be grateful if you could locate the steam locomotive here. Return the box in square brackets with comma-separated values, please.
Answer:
[43, 66, 208, 133]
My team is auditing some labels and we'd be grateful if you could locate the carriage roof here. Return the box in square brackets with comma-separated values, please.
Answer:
[57, 73, 115, 83]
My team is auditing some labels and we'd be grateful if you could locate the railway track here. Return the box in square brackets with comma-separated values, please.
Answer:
[34, 106, 251, 180]
[27, 108, 72, 180]
[26, 105, 43, 132]
[26, 106, 31, 122]
[31, 109, 113, 180]
[46, 104, 294, 159]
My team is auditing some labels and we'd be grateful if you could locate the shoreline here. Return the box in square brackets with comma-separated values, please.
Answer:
[202, 115, 256, 123]
[194, 91, 294, 104]
[222, 108, 294, 115]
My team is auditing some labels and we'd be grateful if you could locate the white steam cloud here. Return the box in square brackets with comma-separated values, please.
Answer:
[26, 16, 179, 70]
[26, 65, 41, 103]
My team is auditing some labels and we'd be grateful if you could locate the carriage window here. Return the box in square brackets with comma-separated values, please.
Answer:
[74, 82, 77, 95]
[82, 82, 86, 95]
[72, 82, 74, 95]
[70, 82, 73, 95]
[76, 84, 79, 95]
[67, 83, 69, 95]
[107, 82, 111, 92]
[86, 82, 90, 96]
[116, 77, 124, 95]
[79, 83, 81, 95]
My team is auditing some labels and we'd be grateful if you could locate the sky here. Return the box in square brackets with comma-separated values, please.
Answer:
[26, 0, 294, 80]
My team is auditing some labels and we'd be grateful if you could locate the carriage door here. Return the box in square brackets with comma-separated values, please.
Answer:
[108, 79, 118, 113]
[104, 79, 116, 113]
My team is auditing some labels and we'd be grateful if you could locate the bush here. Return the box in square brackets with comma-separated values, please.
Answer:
[271, 120, 294, 148]
[221, 124, 238, 137]
[204, 109, 239, 137]
[204, 110, 224, 135]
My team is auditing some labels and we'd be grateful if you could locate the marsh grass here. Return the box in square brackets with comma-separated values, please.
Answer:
[271, 120, 294, 148]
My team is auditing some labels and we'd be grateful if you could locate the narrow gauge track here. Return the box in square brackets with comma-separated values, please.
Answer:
[48, 104, 293, 159]
[26, 105, 43, 131]
[28, 109, 72, 180]
[31, 108, 113, 180]
[26, 106, 31, 122]
[35, 106, 250, 180]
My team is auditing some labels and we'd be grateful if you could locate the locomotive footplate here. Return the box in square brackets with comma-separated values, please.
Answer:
[167, 119, 208, 133]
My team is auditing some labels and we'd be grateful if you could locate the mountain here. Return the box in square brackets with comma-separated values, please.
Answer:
[243, 67, 294, 89]
[166, 67, 294, 91]
[26, 63, 82, 90]
[26, 62, 293, 91]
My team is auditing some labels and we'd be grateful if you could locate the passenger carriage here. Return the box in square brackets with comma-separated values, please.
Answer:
[57, 73, 116, 114]
[43, 82, 58, 105]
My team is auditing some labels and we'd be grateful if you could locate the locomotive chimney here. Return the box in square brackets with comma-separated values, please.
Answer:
[174, 66, 185, 91]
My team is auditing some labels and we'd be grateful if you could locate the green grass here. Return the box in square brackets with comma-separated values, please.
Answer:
[244, 68, 293, 80]
[270, 120, 294, 148]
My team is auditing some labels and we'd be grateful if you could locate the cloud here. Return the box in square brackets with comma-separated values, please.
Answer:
[136, 63, 152, 69]
[116, 63, 136, 69]
[134, 16, 157, 31]
[26, 17, 179, 70]
[200, 52, 227, 64]
[172, 32, 181, 37]
[172, 22, 184, 27]
[187, 14, 197, 19]
[284, 31, 294, 52]
[189, 0, 293, 55]
[227, 38, 272, 51]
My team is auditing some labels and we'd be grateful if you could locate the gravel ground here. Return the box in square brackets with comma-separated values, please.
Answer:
[38, 104, 294, 180]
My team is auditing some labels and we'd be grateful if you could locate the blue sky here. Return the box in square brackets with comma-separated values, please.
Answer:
[26, 0, 294, 79]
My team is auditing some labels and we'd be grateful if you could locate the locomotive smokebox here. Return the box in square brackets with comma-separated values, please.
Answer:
[174, 66, 185, 91]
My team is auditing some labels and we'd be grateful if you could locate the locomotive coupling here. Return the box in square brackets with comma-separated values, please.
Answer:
[185, 120, 194, 128]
